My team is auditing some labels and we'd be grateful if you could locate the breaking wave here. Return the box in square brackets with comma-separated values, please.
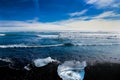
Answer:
[75, 43, 120, 46]
[59, 33, 120, 39]
[0, 34, 6, 36]
[0, 42, 120, 48]
[0, 44, 64, 48]
[0, 58, 12, 63]
[36, 33, 120, 40]
[37, 34, 59, 39]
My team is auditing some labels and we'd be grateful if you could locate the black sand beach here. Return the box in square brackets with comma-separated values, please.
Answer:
[84, 63, 120, 80]
[0, 61, 120, 80]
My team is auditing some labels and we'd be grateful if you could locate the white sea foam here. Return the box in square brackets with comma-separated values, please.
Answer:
[0, 42, 120, 49]
[0, 44, 32, 48]
[0, 34, 6, 36]
[0, 44, 64, 48]
[57, 61, 87, 80]
[0, 58, 12, 63]
[59, 32, 120, 39]
[33, 57, 58, 67]
[75, 43, 120, 46]
[37, 35, 59, 39]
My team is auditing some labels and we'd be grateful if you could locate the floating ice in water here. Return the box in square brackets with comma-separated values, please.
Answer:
[57, 61, 87, 80]
[33, 57, 57, 67]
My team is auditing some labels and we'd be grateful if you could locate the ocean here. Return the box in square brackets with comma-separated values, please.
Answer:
[0, 31, 120, 80]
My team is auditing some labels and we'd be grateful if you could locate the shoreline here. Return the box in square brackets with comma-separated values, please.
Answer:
[0, 61, 120, 80]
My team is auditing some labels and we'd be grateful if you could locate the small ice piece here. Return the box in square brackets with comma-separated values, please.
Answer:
[33, 57, 57, 67]
[57, 61, 87, 80]
[24, 64, 31, 71]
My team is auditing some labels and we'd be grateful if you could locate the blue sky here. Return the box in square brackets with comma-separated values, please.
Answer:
[0, 0, 120, 31]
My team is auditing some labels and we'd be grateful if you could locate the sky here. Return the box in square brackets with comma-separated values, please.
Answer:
[0, 0, 120, 31]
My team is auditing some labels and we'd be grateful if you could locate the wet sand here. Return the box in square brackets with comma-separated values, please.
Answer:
[0, 62, 120, 80]
[84, 63, 120, 80]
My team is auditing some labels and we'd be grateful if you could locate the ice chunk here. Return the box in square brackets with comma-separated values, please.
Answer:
[57, 61, 86, 80]
[24, 64, 31, 71]
[33, 57, 57, 67]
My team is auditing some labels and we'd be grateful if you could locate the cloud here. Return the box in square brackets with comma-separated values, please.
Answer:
[0, 17, 120, 32]
[0, 11, 120, 32]
[68, 9, 88, 17]
[86, 0, 115, 8]
[67, 11, 120, 21]
[93, 11, 120, 19]
[54, 19, 120, 32]
[26, 17, 39, 23]
[86, 0, 97, 4]
[0, 21, 67, 31]
[112, 3, 120, 8]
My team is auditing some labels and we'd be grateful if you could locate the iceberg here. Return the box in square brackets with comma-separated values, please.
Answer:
[57, 61, 87, 80]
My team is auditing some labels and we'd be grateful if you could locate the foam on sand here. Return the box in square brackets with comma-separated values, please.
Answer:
[33, 57, 58, 67]
[0, 58, 12, 63]
[57, 61, 87, 80]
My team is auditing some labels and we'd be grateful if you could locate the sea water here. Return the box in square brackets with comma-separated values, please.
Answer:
[0, 31, 120, 80]
[0, 31, 120, 63]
